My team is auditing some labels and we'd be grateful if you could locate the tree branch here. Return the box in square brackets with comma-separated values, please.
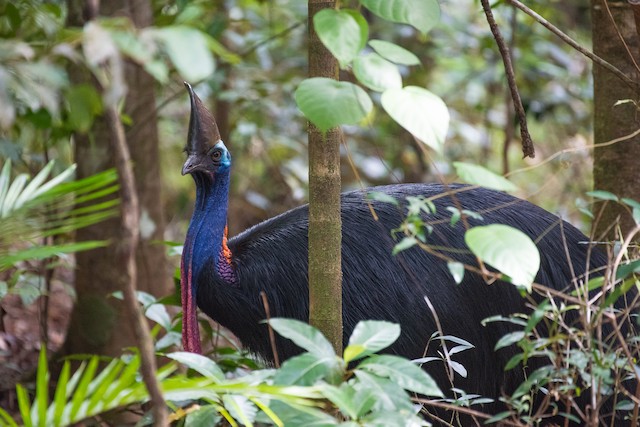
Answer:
[507, 0, 640, 89]
[481, 0, 535, 159]
[104, 106, 167, 426]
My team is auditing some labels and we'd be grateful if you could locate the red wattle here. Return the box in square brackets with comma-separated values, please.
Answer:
[181, 244, 202, 354]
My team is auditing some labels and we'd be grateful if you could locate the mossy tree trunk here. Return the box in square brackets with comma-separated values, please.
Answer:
[591, 0, 640, 243]
[307, 0, 343, 352]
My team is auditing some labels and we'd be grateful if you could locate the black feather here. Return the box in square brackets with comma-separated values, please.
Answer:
[196, 183, 609, 404]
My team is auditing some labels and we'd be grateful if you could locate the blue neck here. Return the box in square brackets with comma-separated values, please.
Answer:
[185, 171, 232, 285]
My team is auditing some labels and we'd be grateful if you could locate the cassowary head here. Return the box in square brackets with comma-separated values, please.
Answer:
[182, 82, 231, 177]
[181, 83, 234, 355]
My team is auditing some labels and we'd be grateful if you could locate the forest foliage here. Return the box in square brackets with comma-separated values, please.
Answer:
[1, 0, 639, 426]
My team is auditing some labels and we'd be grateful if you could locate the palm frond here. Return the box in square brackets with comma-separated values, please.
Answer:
[6, 348, 323, 427]
[0, 160, 119, 272]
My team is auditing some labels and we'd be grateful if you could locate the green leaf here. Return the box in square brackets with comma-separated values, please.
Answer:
[447, 261, 465, 284]
[320, 384, 359, 419]
[16, 384, 32, 427]
[353, 370, 413, 412]
[295, 78, 372, 132]
[0, 406, 18, 427]
[621, 198, 640, 225]
[495, 331, 526, 350]
[357, 355, 443, 397]
[154, 26, 215, 82]
[368, 40, 420, 65]
[66, 84, 103, 133]
[586, 190, 618, 201]
[353, 53, 402, 92]
[0, 241, 108, 271]
[33, 347, 49, 427]
[366, 191, 398, 206]
[392, 236, 417, 255]
[166, 352, 225, 382]
[52, 362, 71, 424]
[344, 321, 400, 363]
[465, 224, 540, 291]
[360, 0, 440, 34]
[381, 86, 448, 152]
[313, 9, 368, 68]
[222, 394, 256, 427]
[269, 318, 336, 357]
[453, 162, 518, 192]
[274, 353, 339, 386]
[185, 405, 222, 427]
[617, 259, 640, 280]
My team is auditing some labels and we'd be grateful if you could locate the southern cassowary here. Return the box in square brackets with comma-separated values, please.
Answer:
[179, 84, 622, 420]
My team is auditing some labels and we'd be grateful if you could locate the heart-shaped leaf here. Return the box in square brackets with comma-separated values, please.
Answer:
[381, 86, 449, 152]
[360, 0, 440, 34]
[465, 224, 540, 291]
[353, 53, 402, 92]
[313, 9, 368, 68]
[295, 77, 372, 132]
[369, 39, 420, 65]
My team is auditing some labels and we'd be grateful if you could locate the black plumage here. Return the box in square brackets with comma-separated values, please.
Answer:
[179, 83, 631, 424]
[196, 183, 605, 400]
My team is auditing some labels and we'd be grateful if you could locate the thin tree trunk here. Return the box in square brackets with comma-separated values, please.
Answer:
[592, 0, 640, 242]
[307, 0, 343, 352]
[105, 106, 167, 426]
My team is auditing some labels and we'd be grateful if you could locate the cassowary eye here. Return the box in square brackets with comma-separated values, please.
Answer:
[211, 150, 222, 161]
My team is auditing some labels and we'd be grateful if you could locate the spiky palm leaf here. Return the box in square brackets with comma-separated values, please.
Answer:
[0, 348, 324, 427]
[0, 160, 118, 271]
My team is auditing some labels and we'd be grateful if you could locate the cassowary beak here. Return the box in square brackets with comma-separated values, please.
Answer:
[182, 82, 221, 176]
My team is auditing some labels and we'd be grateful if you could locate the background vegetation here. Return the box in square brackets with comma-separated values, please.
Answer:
[1, 0, 639, 426]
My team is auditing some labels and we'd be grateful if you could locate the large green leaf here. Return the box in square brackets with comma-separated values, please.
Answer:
[368, 40, 420, 65]
[453, 162, 518, 193]
[353, 53, 402, 92]
[268, 318, 336, 357]
[166, 352, 225, 382]
[295, 78, 372, 132]
[356, 355, 443, 397]
[154, 26, 215, 82]
[381, 86, 448, 152]
[344, 321, 400, 363]
[360, 0, 440, 34]
[313, 9, 368, 68]
[465, 224, 541, 291]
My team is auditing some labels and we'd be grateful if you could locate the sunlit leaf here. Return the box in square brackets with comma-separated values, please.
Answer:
[295, 78, 372, 132]
[368, 40, 420, 65]
[381, 86, 448, 152]
[360, 0, 440, 34]
[465, 224, 540, 291]
[154, 26, 215, 82]
[344, 321, 400, 363]
[313, 9, 368, 68]
[268, 318, 335, 357]
[353, 53, 402, 92]
[167, 352, 225, 382]
[447, 261, 465, 284]
[357, 355, 443, 397]
[453, 162, 517, 193]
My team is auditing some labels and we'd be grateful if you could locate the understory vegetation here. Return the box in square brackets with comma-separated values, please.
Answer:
[1, 0, 639, 426]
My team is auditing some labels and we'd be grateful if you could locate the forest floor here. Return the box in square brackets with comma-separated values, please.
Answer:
[0, 279, 73, 412]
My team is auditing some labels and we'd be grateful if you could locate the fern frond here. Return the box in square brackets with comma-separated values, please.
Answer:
[0, 161, 118, 272]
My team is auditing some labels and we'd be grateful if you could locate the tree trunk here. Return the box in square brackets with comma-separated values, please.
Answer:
[64, 0, 171, 357]
[592, 0, 640, 242]
[307, 0, 343, 352]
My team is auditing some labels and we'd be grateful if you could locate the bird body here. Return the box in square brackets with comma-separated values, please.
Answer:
[179, 83, 623, 421]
